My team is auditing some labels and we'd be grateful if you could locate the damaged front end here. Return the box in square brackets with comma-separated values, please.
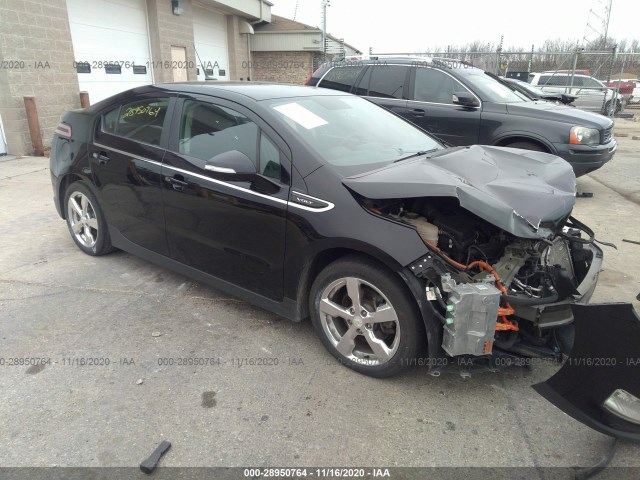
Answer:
[343, 145, 603, 363]
[343, 145, 640, 440]
[376, 195, 602, 362]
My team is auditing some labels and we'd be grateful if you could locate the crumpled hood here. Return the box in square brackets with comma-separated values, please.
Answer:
[342, 145, 577, 239]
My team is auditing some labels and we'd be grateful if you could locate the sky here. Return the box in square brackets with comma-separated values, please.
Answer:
[270, 0, 637, 53]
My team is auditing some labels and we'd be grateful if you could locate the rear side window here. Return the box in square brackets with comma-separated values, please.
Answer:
[101, 97, 169, 146]
[413, 68, 467, 104]
[318, 66, 364, 92]
[539, 75, 570, 86]
[178, 100, 258, 165]
[366, 66, 409, 99]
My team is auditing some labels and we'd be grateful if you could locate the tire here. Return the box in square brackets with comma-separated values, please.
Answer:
[505, 141, 545, 152]
[64, 181, 115, 256]
[309, 255, 425, 378]
[604, 100, 621, 116]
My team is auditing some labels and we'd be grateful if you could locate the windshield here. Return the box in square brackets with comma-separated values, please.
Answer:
[266, 96, 442, 172]
[461, 71, 526, 103]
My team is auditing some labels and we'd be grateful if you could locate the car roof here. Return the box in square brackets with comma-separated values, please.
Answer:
[154, 82, 346, 101]
[318, 56, 481, 71]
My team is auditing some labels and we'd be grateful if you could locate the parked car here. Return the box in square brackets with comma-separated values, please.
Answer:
[529, 71, 623, 115]
[624, 79, 640, 104]
[501, 76, 577, 105]
[50, 83, 640, 440]
[306, 57, 616, 176]
[603, 79, 636, 96]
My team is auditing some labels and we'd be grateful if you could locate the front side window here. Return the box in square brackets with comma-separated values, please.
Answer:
[458, 71, 525, 103]
[178, 100, 258, 165]
[413, 68, 468, 104]
[318, 66, 364, 93]
[366, 66, 409, 99]
[259, 133, 282, 181]
[101, 98, 168, 145]
[581, 77, 602, 88]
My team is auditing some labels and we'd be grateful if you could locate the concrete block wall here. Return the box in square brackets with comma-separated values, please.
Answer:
[146, 0, 198, 83]
[227, 16, 251, 81]
[0, 0, 80, 155]
[251, 52, 314, 85]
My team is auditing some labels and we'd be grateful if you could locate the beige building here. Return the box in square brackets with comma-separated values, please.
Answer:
[0, 1, 360, 156]
[0, 0, 268, 156]
[252, 15, 362, 85]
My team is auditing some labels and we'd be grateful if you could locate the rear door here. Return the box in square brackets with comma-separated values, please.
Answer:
[161, 95, 291, 300]
[92, 94, 174, 255]
[405, 67, 481, 145]
[576, 77, 608, 112]
[358, 64, 410, 117]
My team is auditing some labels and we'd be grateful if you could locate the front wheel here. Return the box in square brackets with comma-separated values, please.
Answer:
[310, 255, 425, 377]
[64, 181, 115, 256]
[505, 141, 544, 152]
[604, 100, 621, 116]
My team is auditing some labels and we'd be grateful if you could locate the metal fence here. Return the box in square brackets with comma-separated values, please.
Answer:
[371, 50, 640, 117]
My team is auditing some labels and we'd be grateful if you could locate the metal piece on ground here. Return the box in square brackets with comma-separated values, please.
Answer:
[622, 239, 640, 246]
[140, 440, 171, 474]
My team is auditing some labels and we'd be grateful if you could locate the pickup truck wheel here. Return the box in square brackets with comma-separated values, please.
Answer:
[310, 255, 424, 378]
[504, 141, 545, 152]
[64, 181, 115, 256]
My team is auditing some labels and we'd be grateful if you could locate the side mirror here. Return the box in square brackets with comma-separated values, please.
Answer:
[452, 92, 480, 108]
[205, 150, 256, 177]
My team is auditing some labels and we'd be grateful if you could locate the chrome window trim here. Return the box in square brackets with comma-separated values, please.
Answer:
[92, 143, 334, 213]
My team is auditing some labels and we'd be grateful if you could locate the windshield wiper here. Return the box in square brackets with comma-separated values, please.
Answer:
[393, 148, 440, 163]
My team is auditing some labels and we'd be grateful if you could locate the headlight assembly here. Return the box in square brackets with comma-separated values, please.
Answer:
[570, 126, 600, 145]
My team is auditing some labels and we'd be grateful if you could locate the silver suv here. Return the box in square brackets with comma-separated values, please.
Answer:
[529, 72, 622, 115]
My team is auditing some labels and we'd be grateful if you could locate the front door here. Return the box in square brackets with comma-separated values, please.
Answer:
[405, 67, 481, 146]
[91, 94, 173, 255]
[161, 95, 290, 300]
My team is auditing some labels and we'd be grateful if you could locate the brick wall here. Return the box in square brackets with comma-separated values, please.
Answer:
[146, 0, 198, 83]
[251, 52, 314, 85]
[0, 0, 80, 155]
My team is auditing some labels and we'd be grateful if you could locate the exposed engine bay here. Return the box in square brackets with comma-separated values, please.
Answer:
[362, 196, 602, 361]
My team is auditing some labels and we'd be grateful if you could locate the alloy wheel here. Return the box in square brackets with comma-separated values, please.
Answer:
[67, 191, 99, 248]
[319, 277, 401, 365]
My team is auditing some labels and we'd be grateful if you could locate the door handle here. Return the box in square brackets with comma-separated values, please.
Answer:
[164, 175, 189, 191]
[411, 108, 425, 117]
[92, 151, 110, 165]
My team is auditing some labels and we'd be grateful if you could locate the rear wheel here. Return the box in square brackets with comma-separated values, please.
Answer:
[310, 255, 424, 377]
[64, 181, 115, 256]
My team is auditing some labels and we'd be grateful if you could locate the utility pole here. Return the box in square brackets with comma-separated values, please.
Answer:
[602, 0, 612, 48]
[321, 0, 330, 63]
[495, 35, 504, 75]
[527, 44, 534, 73]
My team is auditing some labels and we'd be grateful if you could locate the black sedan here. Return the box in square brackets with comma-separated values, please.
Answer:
[49, 83, 640, 438]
